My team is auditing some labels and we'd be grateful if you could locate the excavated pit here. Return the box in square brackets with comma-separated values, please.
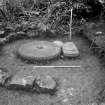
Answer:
[0, 32, 104, 105]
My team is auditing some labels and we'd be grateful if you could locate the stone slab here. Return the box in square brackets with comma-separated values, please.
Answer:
[62, 42, 79, 57]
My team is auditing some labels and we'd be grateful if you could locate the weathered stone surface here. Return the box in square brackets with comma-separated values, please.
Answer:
[7, 68, 57, 94]
[0, 68, 11, 86]
[34, 75, 57, 94]
[17, 41, 61, 62]
[7, 69, 37, 90]
[0, 38, 6, 44]
[62, 42, 79, 57]
[8, 75, 35, 89]
[0, 31, 6, 43]
[0, 31, 4, 36]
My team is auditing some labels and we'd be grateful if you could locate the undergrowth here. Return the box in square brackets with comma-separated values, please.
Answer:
[0, 0, 104, 39]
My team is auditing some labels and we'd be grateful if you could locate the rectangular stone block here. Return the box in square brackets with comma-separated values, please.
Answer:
[7, 69, 37, 91]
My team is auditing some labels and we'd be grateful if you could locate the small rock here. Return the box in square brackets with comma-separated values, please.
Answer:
[62, 98, 69, 102]
[0, 38, 6, 43]
[16, 31, 26, 37]
[60, 55, 64, 59]
[53, 40, 64, 48]
[96, 31, 103, 35]
[34, 75, 57, 94]
[0, 31, 5, 39]
[0, 31, 4, 35]
[16, 31, 25, 35]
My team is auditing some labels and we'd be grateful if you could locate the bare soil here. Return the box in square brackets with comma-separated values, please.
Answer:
[0, 31, 105, 105]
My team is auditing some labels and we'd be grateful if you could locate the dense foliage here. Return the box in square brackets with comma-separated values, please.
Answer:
[0, 0, 104, 39]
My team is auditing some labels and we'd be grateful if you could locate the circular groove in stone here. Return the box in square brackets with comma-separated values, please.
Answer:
[17, 41, 61, 62]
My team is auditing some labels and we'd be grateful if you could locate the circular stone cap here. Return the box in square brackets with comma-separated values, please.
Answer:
[35, 75, 57, 93]
[17, 41, 61, 61]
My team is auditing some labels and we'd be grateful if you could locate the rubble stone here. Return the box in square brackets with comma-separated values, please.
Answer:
[34, 75, 57, 94]
[7, 69, 37, 90]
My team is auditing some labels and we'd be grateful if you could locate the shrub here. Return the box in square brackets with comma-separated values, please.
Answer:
[0, 0, 104, 38]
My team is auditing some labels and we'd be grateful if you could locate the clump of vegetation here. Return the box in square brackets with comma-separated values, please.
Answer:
[0, 0, 104, 41]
